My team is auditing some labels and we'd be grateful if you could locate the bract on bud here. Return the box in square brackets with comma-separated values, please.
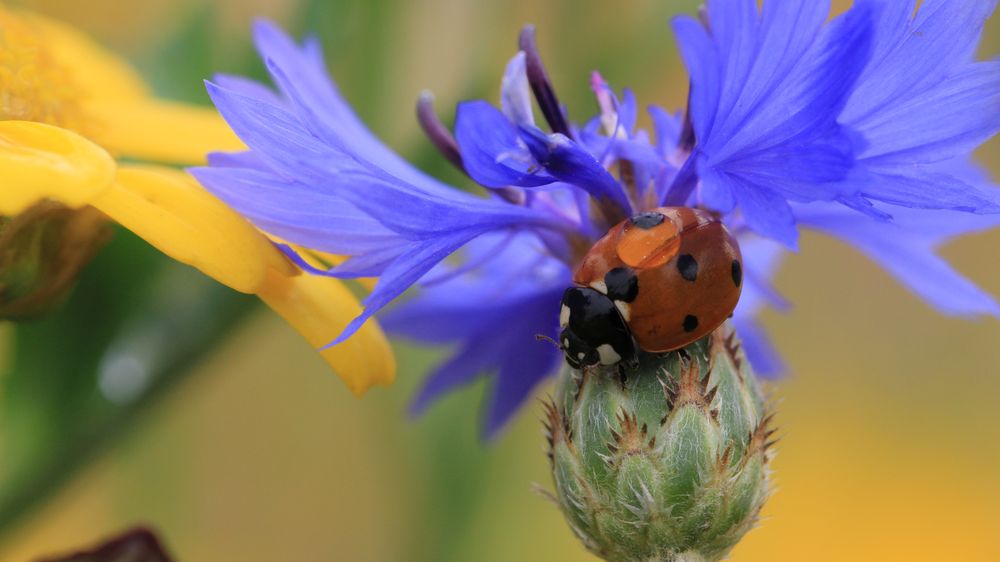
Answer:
[545, 323, 774, 562]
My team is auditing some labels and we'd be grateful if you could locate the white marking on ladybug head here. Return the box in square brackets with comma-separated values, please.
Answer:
[559, 304, 571, 328]
[596, 343, 622, 365]
[577, 352, 586, 360]
[562, 337, 570, 348]
[590, 280, 608, 295]
[614, 300, 631, 322]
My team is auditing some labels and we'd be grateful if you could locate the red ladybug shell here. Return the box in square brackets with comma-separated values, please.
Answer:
[573, 207, 743, 353]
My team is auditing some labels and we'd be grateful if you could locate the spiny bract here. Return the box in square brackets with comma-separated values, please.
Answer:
[545, 323, 774, 562]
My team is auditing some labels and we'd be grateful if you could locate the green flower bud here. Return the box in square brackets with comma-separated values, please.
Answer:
[545, 323, 773, 562]
[0, 201, 112, 320]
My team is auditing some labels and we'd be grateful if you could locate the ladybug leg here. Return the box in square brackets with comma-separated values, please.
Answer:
[623, 354, 640, 372]
[572, 369, 587, 401]
[617, 363, 629, 389]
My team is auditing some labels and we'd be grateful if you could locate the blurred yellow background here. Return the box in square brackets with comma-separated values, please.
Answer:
[3, 0, 1000, 560]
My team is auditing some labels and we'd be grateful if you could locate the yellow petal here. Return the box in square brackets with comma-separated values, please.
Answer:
[257, 269, 396, 396]
[93, 165, 294, 293]
[89, 100, 246, 165]
[0, 121, 116, 215]
[19, 11, 150, 101]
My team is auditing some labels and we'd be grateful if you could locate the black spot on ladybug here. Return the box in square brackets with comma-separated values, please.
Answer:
[677, 254, 698, 282]
[731, 259, 743, 287]
[629, 211, 666, 230]
[605, 267, 639, 303]
[683, 315, 699, 333]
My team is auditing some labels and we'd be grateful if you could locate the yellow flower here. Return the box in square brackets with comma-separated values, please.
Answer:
[0, 8, 394, 395]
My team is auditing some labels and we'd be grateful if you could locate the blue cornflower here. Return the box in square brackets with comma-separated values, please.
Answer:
[192, 0, 1000, 438]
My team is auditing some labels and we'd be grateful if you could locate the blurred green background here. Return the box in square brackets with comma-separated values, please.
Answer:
[2, 0, 1000, 560]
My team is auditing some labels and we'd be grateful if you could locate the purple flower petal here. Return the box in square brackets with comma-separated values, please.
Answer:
[519, 125, 632, 215]
[857, 63, 1000, 166]
[843, 0, 997, 126]
[383, 233, 570, 433]
[672, 0, 876, 239]
[733, 235, 789, 378]
[251, 20, 457, 197]
[190, 166, 402, 255]
[648, 105, 683, 157]
[211, 73, 284, 105]
[328, 230, 488, 346]
[837, 1, 1000, 214]
[797, 199, 1000, 319]
[732, 316, 788, 379]
[500, 51, 535, 126]
[454, 101, 555, 188]
[851, 166, 1000, 214]
[326, 171, 570, 240]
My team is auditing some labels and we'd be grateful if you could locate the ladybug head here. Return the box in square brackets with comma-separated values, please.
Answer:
[558, 287, 637, 370]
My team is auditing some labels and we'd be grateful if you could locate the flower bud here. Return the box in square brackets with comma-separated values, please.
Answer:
[545, 323, 773, 562]
[1, 201, 112, 320]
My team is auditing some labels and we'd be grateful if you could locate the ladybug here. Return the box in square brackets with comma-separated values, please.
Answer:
[558, 207, 743, 370]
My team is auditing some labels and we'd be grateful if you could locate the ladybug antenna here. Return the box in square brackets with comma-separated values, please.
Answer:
[536, 334, 564, 350]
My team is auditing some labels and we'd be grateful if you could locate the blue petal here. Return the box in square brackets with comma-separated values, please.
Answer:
[835, 2, 1000, 213]
[484, 304, 563, 439]
[672, 1, 876, 236]
[384, 233, 570, 340]
[797, 201, 1000, 318]
[454, 101, 554, 188]
[725, 174, 799, 249]
[500, 51, 535, 126]
[326, 171, 570, 240]
[842, 0, 997, 126]
[383, 233, 570, 431]
[396, 285, 564, 432]
[205, 81, 336, 180]
[697, 164, 736, 214]
[251, 20, 458, 197]
[738, 236, 791, 314]
[617, 88, 638, 136]
[212, 73, 284, 105]
[408, 343, 504, 416]
[190, 166, 402, 255]
[328, 230, 487, 346]
[732, 316, 787, 379]
[519, 125, 632, 215]
[205, 150, 270, 171]
[207, 81, 569, 246]
[278, 243, 408, 279]
[733, 235, 790, 377]
[703, 0, 833, 150]
[671, 15, 722, 146]
[851, 165, 1000, 214]
[648, 105, 683, 157]
[856, 62, 1000, 166]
